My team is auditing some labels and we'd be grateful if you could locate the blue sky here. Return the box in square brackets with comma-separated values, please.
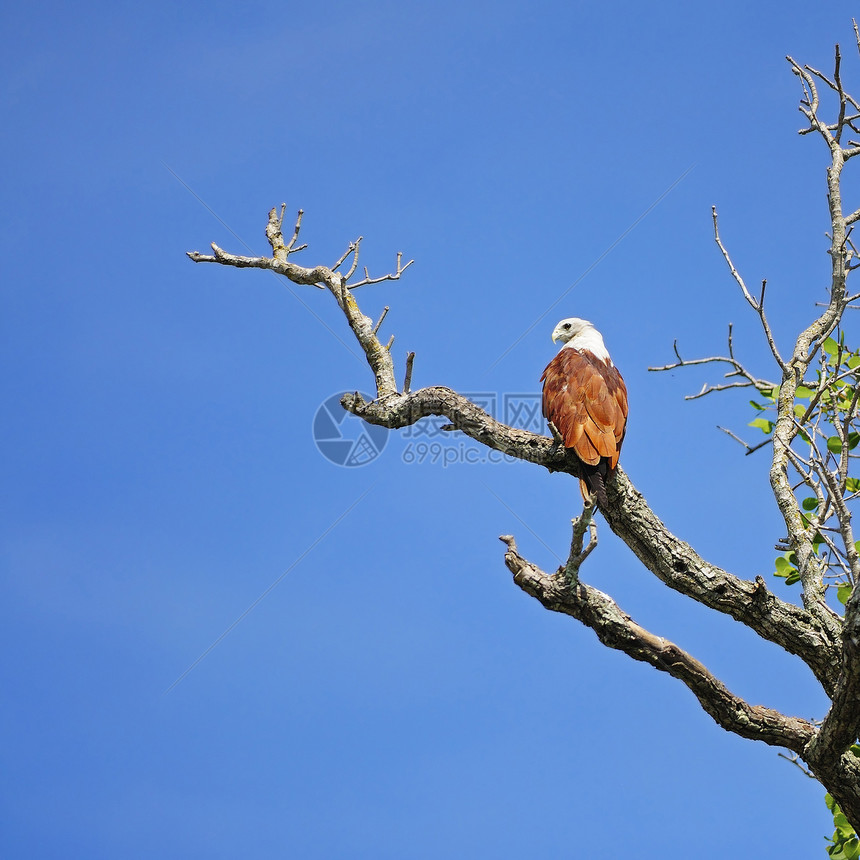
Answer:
[2, 1, 855, 856]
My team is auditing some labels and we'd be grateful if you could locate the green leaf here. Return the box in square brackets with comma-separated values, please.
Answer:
[848, 478, 860, 494]
[824, 337, 840, 356]
[749, 400, 765, 411]
[794, 404, 807, 418]
[775, 556, 793, 576]
[785, 571, 801, 585]
[749, 417, 774, 434]
[796, 385, 815, 399]
[758, 386, 778, 401]
[829, 792, 858, 847]
[837, 842, 860, 860]
[831, 837, 860, 860]
[849, 432, 860, 451]
[848, 354, 860, 369]
[802, 497, 819, 511]
[838, 584, 853, 606]
[829, 436, 844, 455]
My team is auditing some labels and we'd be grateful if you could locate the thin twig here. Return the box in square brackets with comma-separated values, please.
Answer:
[348, 252, 415, 289]
[777, 751, 818, 779]
[372, 306, 390, 336]
[403, 351, 415, 394]
[717, 426, 772, 456]
[285, 208, 307, 253]
[344, 238, 363, 279]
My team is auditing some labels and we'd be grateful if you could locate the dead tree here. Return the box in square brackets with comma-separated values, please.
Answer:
[188, 33, 860, 831]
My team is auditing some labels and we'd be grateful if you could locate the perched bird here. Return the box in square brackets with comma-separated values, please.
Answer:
[541, 317, 628, 508]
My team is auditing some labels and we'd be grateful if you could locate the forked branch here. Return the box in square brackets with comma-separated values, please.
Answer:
[648, 325, 777, 400]
[711, 206, 786, 370]
[500, 536, 815, 751]
[561, 500, 598, 582]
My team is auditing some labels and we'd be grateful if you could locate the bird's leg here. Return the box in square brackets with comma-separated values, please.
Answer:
[547, 420, 564, 446]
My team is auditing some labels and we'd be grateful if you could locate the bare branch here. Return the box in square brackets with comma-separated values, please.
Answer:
[340, 384, 843, 696]
[788, 56, 825, 138]
[284, 208, 306, 253]
[332, 237, 362, 274]
[500, 536, 815, 752]
[561, 500, 598, 583]
[348, 251, 414, 289]
[756, 279, 787, 369]
[686, 379, 758, 400]
[649, 347, 777, 400]
[372, 306, 389, 336]
[263, 205, 307, 261]
[187, 243, 326, 288]
[403, 351, 415, 394]
[818, 461, 860, 587]
[778, 751, 818, 779]
[265, 205, 288, 261]
[344, 237, 363, 279]
[717, 426, 772, 456]
[712, 206, 758, 309]
[717, 425, 753, 450]
[711, 208, 787, 370]
[188, 211, 412, 398]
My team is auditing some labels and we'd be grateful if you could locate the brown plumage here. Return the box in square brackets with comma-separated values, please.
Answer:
[541, 318, 628, 507]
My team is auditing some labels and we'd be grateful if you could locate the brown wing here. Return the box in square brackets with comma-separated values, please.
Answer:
[541, 348, 627, 470]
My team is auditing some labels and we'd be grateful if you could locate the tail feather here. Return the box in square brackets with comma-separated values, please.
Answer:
[579, 464, 609, 509]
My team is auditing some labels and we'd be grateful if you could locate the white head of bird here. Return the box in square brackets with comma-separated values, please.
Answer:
[550, 317, 611, 363]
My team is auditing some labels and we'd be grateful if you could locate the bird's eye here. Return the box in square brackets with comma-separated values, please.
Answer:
[563, 323, 571, 329]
